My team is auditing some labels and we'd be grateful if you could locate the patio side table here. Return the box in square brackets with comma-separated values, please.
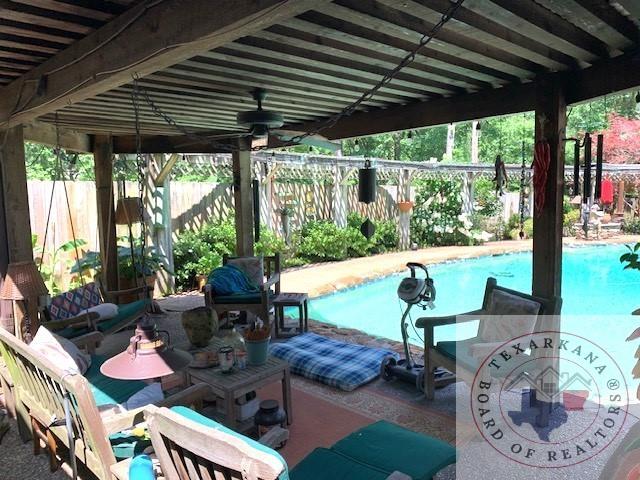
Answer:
[273, 292, 309, 338]
[183, 337, 292, 432]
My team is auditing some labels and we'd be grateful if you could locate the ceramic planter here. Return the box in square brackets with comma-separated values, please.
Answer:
[398, 201, 414, 213]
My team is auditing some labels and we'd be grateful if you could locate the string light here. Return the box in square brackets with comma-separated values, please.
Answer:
[354, 138, 360, 153]
[406, 131, 413, 143]
[476, 121, 481, 131]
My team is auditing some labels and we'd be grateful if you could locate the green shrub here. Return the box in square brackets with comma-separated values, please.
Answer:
[563, 208, 581, 236]
[474, 177, 503, 217]
[297, 221, 349, 261]
[255, 228, 287, 257]
[622, 215, 640, 234]
[347, 212, 398, 253]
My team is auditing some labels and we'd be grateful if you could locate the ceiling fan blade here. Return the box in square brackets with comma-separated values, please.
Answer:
[272, 129, 341, 152]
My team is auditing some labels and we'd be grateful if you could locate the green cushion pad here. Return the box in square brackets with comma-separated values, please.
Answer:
[171, 406, 289, 480]
[97, 299, 147, 333]
[435, 337, 481, 372]
[290, 448, 389, 480]
[213, 292, 274, 304]
[52, 299, 148, 339]
[85, 355, 147, 406]
[331, 421, 456, 480]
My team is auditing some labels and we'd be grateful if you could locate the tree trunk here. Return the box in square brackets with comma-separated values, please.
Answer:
[445, 123, 456, 161]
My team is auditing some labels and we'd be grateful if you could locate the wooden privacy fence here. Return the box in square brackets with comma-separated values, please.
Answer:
[27, 152, 640, 293]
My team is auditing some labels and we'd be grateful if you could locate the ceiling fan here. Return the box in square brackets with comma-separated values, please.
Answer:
[176, 88, 340, 151]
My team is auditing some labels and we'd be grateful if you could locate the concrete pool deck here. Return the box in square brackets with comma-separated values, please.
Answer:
[280, 235, 640, 298]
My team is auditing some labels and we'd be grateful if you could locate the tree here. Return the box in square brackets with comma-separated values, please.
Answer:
[597, 114, 640, 164]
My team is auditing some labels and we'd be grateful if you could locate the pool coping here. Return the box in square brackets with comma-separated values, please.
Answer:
[280, 236, 640, 299]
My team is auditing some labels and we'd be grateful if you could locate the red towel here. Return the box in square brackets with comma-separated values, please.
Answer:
[601, 178, 614, 204]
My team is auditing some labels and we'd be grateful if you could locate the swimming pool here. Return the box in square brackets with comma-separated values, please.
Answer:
[308, 244, 640, 374]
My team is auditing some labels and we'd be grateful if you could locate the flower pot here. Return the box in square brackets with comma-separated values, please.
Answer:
[182, 306, 218, 348]
[398, 201, 414, 213]
[245, 337, 270, 366]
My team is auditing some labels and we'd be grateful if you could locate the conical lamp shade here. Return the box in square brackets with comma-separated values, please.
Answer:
[115, 197, 146, 225]
[101, 319, 191, 380]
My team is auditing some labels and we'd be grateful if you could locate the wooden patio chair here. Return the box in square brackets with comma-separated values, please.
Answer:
[133, 405, 456, 480]
[0, 327, 209, 480]
[41, 280, 150, 340]
[204, 254, 281, 324]
[416, 277, 562, 400]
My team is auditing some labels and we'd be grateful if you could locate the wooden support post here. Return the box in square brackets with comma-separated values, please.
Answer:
[462, 172, 475, 216]
[398, 168, 412, 250]
[615, 180, 625, 216]
[150, 154, 175, 296]
[93, 135, 118, 292]
[232, 139, 254, 256]
[259, 160, 273, 231]
[532, 78, 566, 299]
[1, 126, 33, 263]
[333, 165, 348, 229]
[532, 78, 566, 429]
[0, 126, 38, 344]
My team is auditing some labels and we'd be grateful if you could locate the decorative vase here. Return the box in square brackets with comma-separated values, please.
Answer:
[181, 306, 218, 348]
[245, 337, 270, 366]
[398, 201, 414, 213]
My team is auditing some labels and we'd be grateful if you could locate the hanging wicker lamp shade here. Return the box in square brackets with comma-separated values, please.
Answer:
[115, 197, 145, 225]
[0, 261, 48, 300]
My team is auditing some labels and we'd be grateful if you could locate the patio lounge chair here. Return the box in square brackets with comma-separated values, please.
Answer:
[417, 277, 561, 400]
[0, 327, 209, 480]
[42, 281, 150, 340]
[204, 254, 281, 324]
[135, 405, 456, 480]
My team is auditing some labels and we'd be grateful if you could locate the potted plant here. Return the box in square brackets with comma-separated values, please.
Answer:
[243, 320, 271, 366]
[398, 200, 414, 213]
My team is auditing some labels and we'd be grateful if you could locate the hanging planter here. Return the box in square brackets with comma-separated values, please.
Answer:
[398, 201, 414, 213]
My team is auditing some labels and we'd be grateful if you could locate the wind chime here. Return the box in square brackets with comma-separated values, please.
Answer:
[569, 132, 605, 234]
[358, 158, 377, 239]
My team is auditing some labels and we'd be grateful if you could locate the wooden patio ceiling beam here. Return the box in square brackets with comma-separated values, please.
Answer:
[0, 0, 327, 128]
[287, 50, 640, 140]
[22, 120, 91, 152]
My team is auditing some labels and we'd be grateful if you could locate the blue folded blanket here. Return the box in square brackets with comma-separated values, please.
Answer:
[208, 264, 259, 296]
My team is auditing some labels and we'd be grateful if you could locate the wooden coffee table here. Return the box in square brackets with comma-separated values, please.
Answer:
[182, 337, 292, 432]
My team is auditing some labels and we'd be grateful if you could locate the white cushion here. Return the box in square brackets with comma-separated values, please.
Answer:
[84, 303, 119, 320]
[31, 326, 92, 374]
[124, 382, 164, 410]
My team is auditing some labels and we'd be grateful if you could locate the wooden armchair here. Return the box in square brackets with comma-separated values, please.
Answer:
[0, 327, 210, 480]
[40, 281, 150, 340]
[416, 277, 562, 400]
[204, 254, 281, 324]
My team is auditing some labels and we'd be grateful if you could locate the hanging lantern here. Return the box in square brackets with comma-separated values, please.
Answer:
[101, 319, 191, 380]
[115, 197, 145, 225]
[358, 158, 377, 204]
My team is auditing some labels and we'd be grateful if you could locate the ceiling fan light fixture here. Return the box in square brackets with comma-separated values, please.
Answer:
[251, 123, 270, 139]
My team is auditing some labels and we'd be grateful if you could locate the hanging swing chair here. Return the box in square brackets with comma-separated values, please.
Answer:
[39, 119, 151, 340]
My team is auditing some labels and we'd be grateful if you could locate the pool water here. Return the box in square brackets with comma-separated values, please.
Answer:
[308, 244, 640, 387]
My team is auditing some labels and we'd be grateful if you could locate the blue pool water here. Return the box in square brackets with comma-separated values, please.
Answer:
[308, 244, 640, 386]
